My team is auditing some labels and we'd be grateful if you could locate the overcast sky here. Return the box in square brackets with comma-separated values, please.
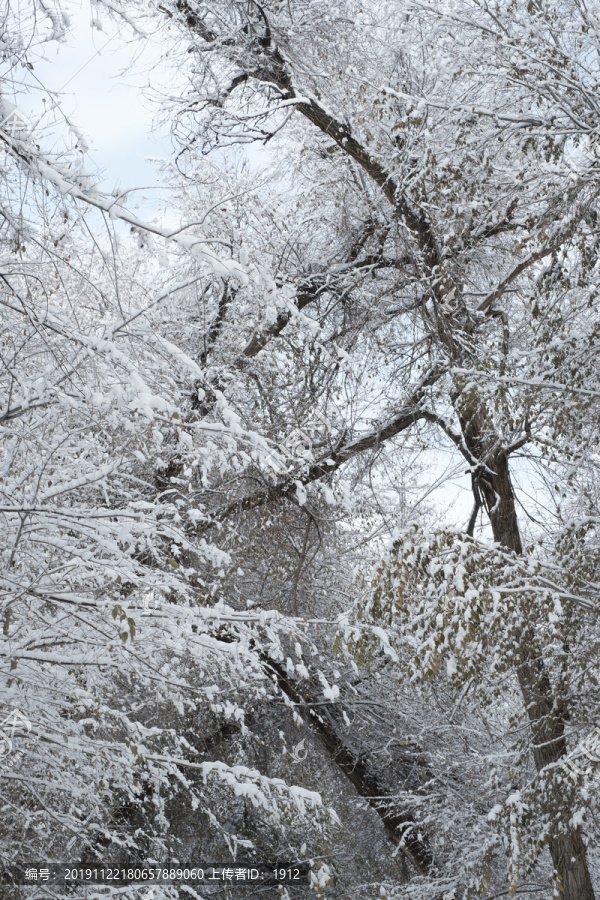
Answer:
[30, 1, 174, 212]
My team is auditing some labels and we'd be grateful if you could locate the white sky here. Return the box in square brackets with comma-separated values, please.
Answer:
[30, 1, 174, 211]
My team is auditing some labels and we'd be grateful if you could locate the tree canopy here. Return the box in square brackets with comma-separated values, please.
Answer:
[3, 1, 600, 898]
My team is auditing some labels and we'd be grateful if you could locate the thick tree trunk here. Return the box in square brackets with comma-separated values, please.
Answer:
[481, 454, 595, 900]
[171, 7, 596, 890]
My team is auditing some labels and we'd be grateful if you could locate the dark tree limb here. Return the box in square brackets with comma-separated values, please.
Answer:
[173, 0, 443, 280]
[210, 367, 442, 523]
[200, 280, 237, 368]
[262, 654, 433, 875]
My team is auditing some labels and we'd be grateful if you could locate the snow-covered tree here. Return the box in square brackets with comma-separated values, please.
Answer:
[6, 0, 600, 897]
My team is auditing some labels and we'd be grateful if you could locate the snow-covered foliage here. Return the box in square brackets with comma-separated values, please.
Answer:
[4, 0, 600, 897]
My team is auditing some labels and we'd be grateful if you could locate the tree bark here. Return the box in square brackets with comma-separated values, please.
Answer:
[262, 654, 433, 876]
[478, 452, 595, 900]
[171, 6, 597, 892]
